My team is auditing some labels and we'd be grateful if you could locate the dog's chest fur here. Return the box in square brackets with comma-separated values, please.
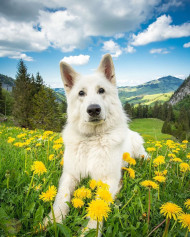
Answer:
[63, 126, 125, 181]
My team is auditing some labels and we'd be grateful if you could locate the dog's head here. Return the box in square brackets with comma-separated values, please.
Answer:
[60, 54, 126, 135]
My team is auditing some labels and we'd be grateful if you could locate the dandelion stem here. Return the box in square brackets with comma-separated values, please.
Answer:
[148, 188, 151, 225]
[158, 186, 160, 201]
[162, 217, 170, 237]
[149, 154, 153, 179]
[26, 172, 34, 200]
[148, 219, 166, 237]
[185, 228, 189, 237]
[96, 220, 99, 237]
[121, 192, 136, 210]
[50, 202, 58, 237]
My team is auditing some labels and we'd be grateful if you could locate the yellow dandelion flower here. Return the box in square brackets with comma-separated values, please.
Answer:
[36, 143, 41, 147]
[26, 147, 31, 151]
[178, 213, 190, 231]
[187, 153, 190, 159]
[49, 154, 54, 161]
[122, 167, 135, 179]
[123, 153, 136, 165]
[60, 158, 64, 166]
[54, 137, 63, 144]
[89, 179, 97, 190]
[53, 144, 62, 150]
[172, 158, 183, 163]
[74, 187, 92, 199]
[179, 163, 190, 173]
[153, 156, 165, 166]
[181, 144, 187, 149]
[96, 180, 110, 190]
[72, 198, 84, 208]
[17, 133, 27, 138]
[154, 170, 168, 176]
[96, 188, 113, 203]
[39, 185, 57, 202]
[140, 180, 159, 189]
[43, 131, 54, 137]
[146, 147, 156, 152]
[153, 175, 166, 183]
[86, 199, 111, 222]
[35, 184, 42, 191]
[182, 140, 188, 144]
[7, 137, 15, 143]
[31, 161, 47, 176]
[185, 199, 190, 210]
[160, 202, 182, 220]
[168, 153, 176, 158]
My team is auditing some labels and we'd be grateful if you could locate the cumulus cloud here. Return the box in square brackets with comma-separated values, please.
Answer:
[125, 45, 136, 53]
[132, 15, 190, 46]
[150, 48, 169, 54]
[114, 33, 125, 39]
[61, 54, 90, 65]
[102, 40, 122, 58]
[183, 42, 190, 48]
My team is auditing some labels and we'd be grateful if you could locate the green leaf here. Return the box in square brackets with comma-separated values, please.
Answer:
[34, 205, 44, 225]
[57, 223, 72, 237]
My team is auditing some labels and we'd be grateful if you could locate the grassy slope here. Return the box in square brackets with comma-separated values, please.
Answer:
[129, 118, 172, 141]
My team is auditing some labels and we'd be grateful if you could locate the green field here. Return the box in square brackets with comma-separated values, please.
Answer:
[129, 118, 172, 141]
[0, 120, 190, 237]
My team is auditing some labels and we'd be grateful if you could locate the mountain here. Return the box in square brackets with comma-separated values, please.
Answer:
[169, 75, 190, 105]
[0, 74, 15, 91]
[119, 76, 183, 105]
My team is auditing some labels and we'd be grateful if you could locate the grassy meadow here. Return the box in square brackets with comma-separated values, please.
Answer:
[0, 119, 190, 236]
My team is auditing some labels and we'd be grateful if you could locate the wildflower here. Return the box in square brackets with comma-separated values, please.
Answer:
[53, 144, 62, 150]
[17, 133, 27, 138]
[122, 167, 135, 179]
[60, 158, 64, 166]
[49, 154, 54, 161]
[178, 213, 190, 231]
[72, 198, 84, 208]
[146, 147, 156, 152]
[187, 153, 190, 159]
[89, 179, 97, 190]
[153, 156, 165, 166]
[54, 137, 63, 144]
[14, 142, 25, 147]
[36, 143, 41, 147]
[179, 163, 190, 173]
[97, 180, 110, 190]
[154, 170, 168, 176]
[160, 202, 182, 220]
[96, 188, 113, 203]
[140, 180, 159, 189]
[182, 140, 188, 144]
[31, 161, 47, 176]
[172, 158, 182, 163]
[153, 175, 166, 183]
[86, 199, 111, 222]
[74, 187, 92, 199]
[168, 153, 176, 158]
[26, 147, 31, 151]
[43, 131, 54, 137]
[7, 137, 15, 143]
[185, 199, 190, 210]
[123, 152, 136, 165]
[35, 184, 42, 191]
[39, 185, 57, 202]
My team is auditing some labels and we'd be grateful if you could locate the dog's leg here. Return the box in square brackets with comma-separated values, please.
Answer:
[84, 177, 120, 237]
[44, 171, 78, 225]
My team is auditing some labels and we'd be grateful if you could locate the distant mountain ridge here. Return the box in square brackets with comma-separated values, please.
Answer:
[169, 75, 190, 105]
[0, 74, 184, 105]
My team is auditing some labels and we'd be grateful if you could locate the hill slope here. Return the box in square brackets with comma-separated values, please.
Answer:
[169, 75, 190, 105]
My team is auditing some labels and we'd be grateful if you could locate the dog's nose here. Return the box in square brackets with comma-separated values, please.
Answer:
[87, 104, 101, 117]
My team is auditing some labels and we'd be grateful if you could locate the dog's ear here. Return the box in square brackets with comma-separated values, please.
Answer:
[60, 61, 79, 93]
[97, 54, 116, 85]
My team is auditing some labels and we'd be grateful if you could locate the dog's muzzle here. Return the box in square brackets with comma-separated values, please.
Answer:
[87, 104, 103, 123]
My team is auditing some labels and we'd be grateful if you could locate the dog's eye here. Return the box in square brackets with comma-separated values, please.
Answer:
[79, 90, 85, 96]
[98, 88, 105, 94]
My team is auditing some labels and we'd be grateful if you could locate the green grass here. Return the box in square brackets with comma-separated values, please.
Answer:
[130, 118, 172, 141]
[0, 120, 190, 237]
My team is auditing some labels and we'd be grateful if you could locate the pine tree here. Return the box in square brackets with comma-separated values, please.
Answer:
[12, 60, 32, 127]
[0, 82, 4, 114]
[30, 86, 62, 132]
[124, 102, 132, 118]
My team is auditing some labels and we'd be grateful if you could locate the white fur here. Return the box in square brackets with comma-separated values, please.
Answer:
[45, 54, 147, 235]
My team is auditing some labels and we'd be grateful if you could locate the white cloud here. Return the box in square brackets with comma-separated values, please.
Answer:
[183, 42, 190, 48]
[150, 48, 169, 54]
[125, 45, 136, 53]
[132, 15, 190, 46]
[102, 40, 122, 58]
[114, 33, 125, 39]
[0, 0, 161, 58]
[61, 54, 90, 65]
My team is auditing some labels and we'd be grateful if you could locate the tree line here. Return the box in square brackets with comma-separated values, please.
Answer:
[0, 60, 67, 132]
[124, 101, 190, 141]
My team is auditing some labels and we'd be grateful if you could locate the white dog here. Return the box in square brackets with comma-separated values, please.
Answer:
[46, 54, 147, 235]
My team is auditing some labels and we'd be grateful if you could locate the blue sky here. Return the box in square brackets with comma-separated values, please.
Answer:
[0, 0, 190, 87]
